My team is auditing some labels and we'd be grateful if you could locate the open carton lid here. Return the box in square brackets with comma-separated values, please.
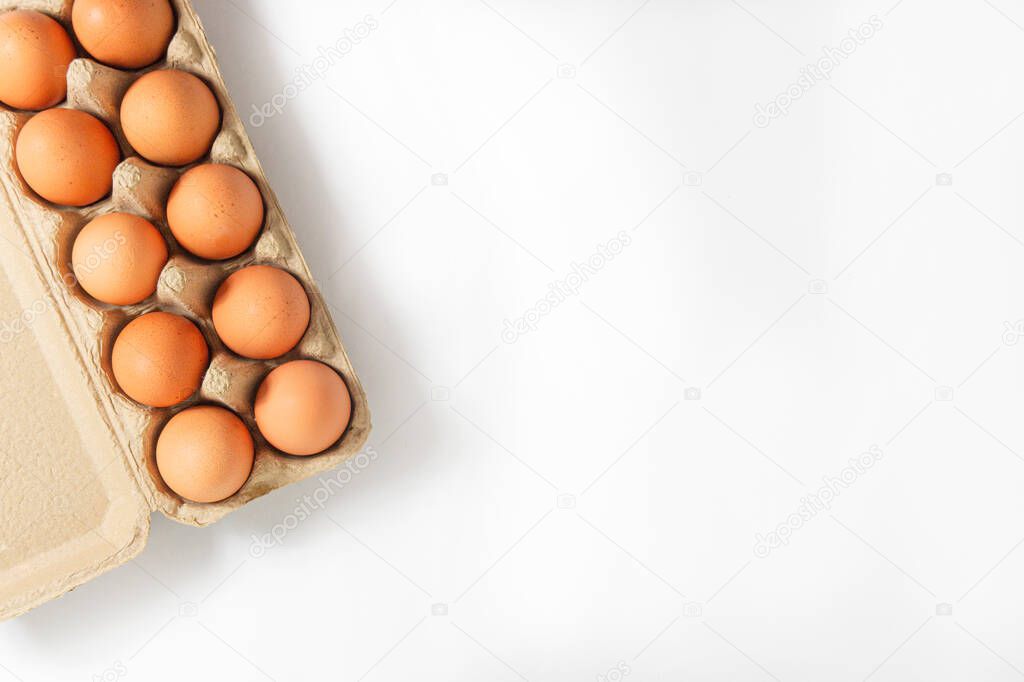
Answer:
[0, 188, 151, 620]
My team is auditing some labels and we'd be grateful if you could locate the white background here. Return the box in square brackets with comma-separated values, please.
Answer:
[6, 0, 1024, 679]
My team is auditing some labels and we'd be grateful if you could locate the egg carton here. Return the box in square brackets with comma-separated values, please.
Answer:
[0, 0, 371, 620]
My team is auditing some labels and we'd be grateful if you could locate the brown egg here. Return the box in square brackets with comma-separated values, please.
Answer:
[255, 360, 351, 456]
[15, 108, 120, 206]
[120, 69, 220, 166]
[166, 164, 264, 260]
[0, 10, 76, 110]
[72, 0, 175, 69]
[156, 405, 254, 503]
[112, 311, 208, 407]
[212, 266, 310, 360]
[72, 213, 168, 305]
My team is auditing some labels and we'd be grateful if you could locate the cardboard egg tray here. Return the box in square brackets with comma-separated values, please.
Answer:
[0, 0, 371, 620]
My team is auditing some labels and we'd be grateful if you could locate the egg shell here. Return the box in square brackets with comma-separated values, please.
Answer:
[120, 69, 220, 166]
[212, 265, 310, 360]
[111, 311, 209, 408]
[0, 10, 76, 110]
[156, 405, 254, 503]
[15, 108, 120, 206]
[166, 163, 264, 260]
[72, 213, 168, 306]
[72, 0, 176, 70]
[255, 360, 352, 456]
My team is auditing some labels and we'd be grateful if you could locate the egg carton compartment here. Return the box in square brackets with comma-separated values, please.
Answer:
[0, 0, 371, 527]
